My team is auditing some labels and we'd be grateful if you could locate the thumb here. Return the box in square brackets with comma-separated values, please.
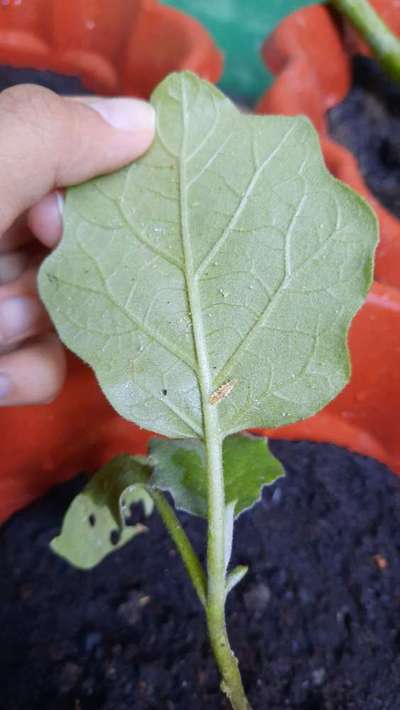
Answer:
[0, 85, 155, 234]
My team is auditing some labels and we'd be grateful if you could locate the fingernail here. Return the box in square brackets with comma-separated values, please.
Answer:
[89, 98, 155, 132]
[55, 190, 64, 220]
[28, 191, 64, 248]
[0, 296, 40, 344]
[52, 190, 64, 242]
[0, 251, 29, 285]
[0, 373, 11, 400]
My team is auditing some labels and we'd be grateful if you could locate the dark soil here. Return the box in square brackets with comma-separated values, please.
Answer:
[329, 55, 400, 219]
[1, 440, 400, 710]
[0, 66, 88, 95]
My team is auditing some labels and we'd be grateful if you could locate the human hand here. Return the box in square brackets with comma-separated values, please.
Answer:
[0, 85, 155, 406]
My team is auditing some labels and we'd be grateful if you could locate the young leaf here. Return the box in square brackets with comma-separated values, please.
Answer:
[226, 565, 248, 597]
[150, 434, 284, 518]
[51, 455, 153, 570]
[39, 72, 377, 439]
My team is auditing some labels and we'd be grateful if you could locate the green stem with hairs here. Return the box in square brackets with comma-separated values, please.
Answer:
[173, 74, 251, 709]
[204, 422, 252, 710]
[331, 0, 400, 83]
[150, 448, 252, 709]
[150, 488, 207, 608]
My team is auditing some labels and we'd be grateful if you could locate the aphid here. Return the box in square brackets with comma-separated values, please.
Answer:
[208, 379, 237, 406]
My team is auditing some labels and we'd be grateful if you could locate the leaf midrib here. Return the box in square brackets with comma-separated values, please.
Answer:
[177, 93, 305, 435]
[179, 77, 216, 441]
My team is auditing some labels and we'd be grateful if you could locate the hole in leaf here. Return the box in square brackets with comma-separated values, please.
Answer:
[110, 529, 121, 546]
[162, 389, 167, 396]
[88, 514, 96, 527]
[125, 503, 146, 526]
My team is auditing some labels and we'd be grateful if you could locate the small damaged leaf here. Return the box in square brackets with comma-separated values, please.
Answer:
[150, 433, 284, 518]
[51, 455, 154, 569]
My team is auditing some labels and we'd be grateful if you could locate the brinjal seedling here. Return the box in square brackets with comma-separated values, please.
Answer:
[39, 72, 377, 709]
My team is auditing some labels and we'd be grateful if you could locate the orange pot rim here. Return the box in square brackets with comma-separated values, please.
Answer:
[0, 0, 223, 96]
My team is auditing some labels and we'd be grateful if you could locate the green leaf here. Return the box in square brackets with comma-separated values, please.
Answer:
[150, 434, 284, 518]
[226, 565, 248, 597]
[51, 455, 154, 569]
[39, 72, 377, 440]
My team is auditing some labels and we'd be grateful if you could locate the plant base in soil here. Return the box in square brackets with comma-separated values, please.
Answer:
[1, 440, 400, 710]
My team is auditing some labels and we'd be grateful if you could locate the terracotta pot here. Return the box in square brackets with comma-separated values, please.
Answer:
[0, 353, 153, 522]
[257, 2, 400, 289]
[0, 0, 222, 96]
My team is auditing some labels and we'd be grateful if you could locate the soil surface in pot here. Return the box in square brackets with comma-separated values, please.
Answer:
[1, 440, 400, 710]
[0, 66, 87, 95]
[329, 55, 400, 219]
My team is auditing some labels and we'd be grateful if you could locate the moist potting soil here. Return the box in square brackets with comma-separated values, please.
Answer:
[1, 440, 400, 710]
[329, 55, 400, 219]
[0, 66, 88, 96]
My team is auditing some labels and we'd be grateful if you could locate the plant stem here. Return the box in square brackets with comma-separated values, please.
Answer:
[331, 0, 400, 83]
[150, 488, 207, 608]
[150, 433, 250, 708]
[204, 412, 251, 710]
[177, 76, 250, 708]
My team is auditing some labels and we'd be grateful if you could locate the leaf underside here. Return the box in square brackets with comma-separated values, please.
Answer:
[150, 433, 284, 518]
[51, 455, 153, 569]
[39, 72, 377, 439]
